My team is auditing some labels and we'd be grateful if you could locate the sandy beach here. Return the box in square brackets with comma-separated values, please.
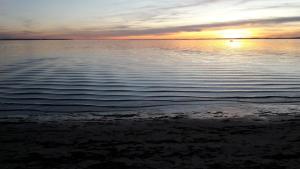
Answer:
[1, 114, 300, 169]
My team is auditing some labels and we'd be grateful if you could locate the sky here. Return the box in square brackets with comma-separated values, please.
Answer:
[0, 0, 300, 39]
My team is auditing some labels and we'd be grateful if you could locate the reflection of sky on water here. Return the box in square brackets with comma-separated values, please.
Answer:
[0, 40, 299, 116]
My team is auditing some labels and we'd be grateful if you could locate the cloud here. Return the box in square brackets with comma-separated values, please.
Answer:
[94, 0, 244, 27]
[62, 16, 300, 38]
[0, 30, 42, 39]
[1, 16, 300, 39]
[22, 19, 36, 29]
[239, 1, 300, 11]
[92, 0, 298, 34]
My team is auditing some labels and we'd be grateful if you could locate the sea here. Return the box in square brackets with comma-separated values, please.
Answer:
[0, 40, 299, 120]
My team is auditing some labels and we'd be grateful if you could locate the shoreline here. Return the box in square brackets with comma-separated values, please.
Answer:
[1, 38, 300, 41]
[1, 103, 299, 122]
[1, 115, 300, 169]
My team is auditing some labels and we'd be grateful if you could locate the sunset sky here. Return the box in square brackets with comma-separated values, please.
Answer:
[1, 0, 300, 39]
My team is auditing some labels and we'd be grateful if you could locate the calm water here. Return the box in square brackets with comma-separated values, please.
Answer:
[0, 40, 300, 118]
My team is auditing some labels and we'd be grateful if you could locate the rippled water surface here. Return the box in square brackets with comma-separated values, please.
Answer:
[0, 40, 300, 117]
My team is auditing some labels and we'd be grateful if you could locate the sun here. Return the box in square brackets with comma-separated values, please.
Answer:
[217, 29, 252, 39]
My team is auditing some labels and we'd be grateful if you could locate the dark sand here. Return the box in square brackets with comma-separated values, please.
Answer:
[1, 116, 300, 169]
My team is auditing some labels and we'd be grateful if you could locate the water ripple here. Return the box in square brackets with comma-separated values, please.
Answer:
[0, 40, 300, 115]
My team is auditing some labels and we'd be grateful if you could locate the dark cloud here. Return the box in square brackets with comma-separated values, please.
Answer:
[0, 31, 39, 39]
[0, 34, 14, 39]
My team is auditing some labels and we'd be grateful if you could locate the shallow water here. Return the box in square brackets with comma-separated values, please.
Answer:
[0, 40, 300, 118]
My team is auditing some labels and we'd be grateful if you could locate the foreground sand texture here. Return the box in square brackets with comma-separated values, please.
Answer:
[1, 117, 300, 169]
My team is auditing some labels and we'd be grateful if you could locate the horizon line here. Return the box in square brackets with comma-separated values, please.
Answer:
[1, 37, 300, 41]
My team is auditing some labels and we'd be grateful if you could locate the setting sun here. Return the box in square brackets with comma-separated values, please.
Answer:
[218, 29, 252, 39]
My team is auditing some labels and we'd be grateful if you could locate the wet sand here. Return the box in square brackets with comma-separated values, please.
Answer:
[1, 115, 300, 169]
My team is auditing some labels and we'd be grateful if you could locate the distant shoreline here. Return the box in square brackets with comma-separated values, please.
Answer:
[0, 38, 300, 41]
[0, 39, 72, 41]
